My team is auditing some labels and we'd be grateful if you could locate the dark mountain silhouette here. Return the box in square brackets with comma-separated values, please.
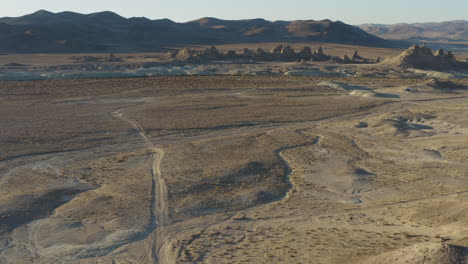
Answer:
[359, 20, 468, 42]
[0, 10, 395, 53]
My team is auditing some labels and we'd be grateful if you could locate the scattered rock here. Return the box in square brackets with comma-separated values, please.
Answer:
[355, 122, 368, 128]
[231, 213, 248, 220]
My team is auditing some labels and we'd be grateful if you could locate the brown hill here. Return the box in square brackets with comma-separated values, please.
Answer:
[0, 10, 393, 53]
[359, 20, 468, 42]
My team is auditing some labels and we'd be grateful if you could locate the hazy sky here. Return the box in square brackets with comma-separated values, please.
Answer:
[1, 0, 467, 25]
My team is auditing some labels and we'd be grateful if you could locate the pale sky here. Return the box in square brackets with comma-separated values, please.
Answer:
[1, 0, 467, 25]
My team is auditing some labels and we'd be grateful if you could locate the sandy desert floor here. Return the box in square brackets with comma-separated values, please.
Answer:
[0, 75, 467, 263]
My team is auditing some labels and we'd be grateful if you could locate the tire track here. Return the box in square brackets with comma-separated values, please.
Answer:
[112, 108, 172, 264]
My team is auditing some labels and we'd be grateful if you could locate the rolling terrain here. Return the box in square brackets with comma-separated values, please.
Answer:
[0, 75, 467, 263]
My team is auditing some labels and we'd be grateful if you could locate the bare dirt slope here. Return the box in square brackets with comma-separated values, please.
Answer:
[0, 76, 467, 263]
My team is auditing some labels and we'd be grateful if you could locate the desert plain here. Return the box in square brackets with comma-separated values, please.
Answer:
[0, 43, 467, 264]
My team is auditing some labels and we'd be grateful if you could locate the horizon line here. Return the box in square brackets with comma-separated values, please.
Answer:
[1, 9, 467, 26]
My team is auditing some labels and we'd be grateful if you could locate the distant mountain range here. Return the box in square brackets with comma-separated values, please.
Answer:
[0, 10, 395, 53]
[359, 21, 468, 42]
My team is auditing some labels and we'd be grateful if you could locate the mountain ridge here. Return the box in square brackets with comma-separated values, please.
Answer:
[359, 20, 468, 42]
[0, 10, 397, 53]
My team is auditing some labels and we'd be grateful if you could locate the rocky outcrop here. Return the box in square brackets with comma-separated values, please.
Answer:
[269, 44, 299, 60]
[280, 45, 296, 59]
[162, 50, 177, 60]
[197, 45, 222, 60]
[175, 48, 197, 61]
[343, 54, 351, 63]
[252, 48, 270, 59]
[435, 49, 445, 57]
[382, 44, 465, 69]
[176, 46, 226, 61]
[350, 50, 369, 63]
[173, 45, 378, 64]
[311, 47, 331, 61]
[328, 50, 373, 64]
[298, 46, 312, 60]
[352, 50, 363, 61]
[241, 48, 252, 57]
[315, 47, 325, 55]
[270, 45, 284, 54]
[226, 50, 238, 58]
[330, 56, 343, 63]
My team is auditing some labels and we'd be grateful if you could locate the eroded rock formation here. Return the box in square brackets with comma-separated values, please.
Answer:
[173, 45, 376, 64]
[382, 44, 465, 69]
